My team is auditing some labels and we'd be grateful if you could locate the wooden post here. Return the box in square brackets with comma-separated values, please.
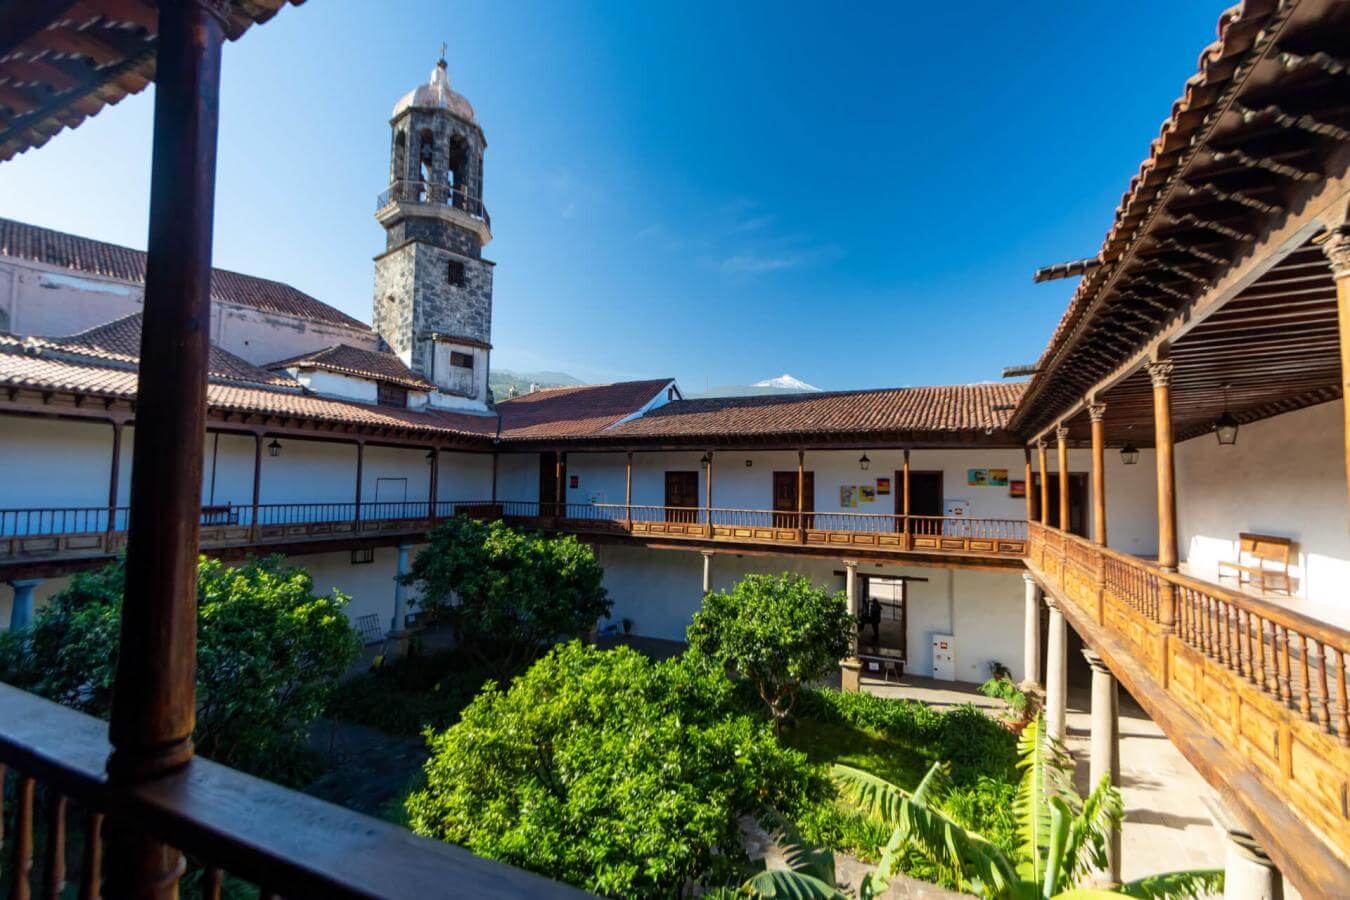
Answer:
[1148, 360, 1178, 572]
[354, 440, 364, 527]
[554, 451, 564, 521]
[428, 449, 439, 521]
[704, 450, 713, 536]
[1022, 446, 1034, 526]
[796, 449, 806, 543]
[1323, 227, 1350, 527]
[902, 448, 911, 549]
[106, 421, 123, 533]
[1037, 440, 1049, 526]
[1089, 404, 1107, 547]
[1056, 426, 1070, 532]
[105, 1, 226, 894]
[625, 449, 633, 530]
[249, 433, 262, 541]
[490, 451, 498, 503]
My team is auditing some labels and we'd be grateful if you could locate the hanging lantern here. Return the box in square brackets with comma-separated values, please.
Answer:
[859, 453, 871, 471]
[700, 453, 711, 468]
[267, 439, 282, 457]
[1215, 384, 1239, 446]
[1119, 443, 1139, 465]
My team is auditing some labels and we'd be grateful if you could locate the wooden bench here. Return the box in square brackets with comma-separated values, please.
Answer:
[1217, 532, 1294, 595]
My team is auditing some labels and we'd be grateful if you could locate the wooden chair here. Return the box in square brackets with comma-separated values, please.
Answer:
[1217, 533, 1293, 595]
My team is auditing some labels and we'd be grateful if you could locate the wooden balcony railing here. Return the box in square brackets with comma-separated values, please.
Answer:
[0, 683, 583, 898]
[1027, 522, 1350, 876]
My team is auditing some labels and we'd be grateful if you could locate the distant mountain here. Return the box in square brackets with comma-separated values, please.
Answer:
[694, 374, 823, 399]
[491, 368, 584, 399]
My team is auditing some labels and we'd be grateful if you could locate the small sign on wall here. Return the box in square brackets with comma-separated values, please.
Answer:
[876, 477, 891, 496]
[569, 475, 579, 489]
[1009, 480, 1026, 498]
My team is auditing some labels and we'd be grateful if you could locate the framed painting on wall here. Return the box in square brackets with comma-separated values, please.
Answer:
[840, 486, 858, 508]
[1009, 480, 1026, 498]
[860, 486, 876, 503]
[876, 477, 891, 495]
[967, 468, 988, 487]
[988, 468, 1008, 487]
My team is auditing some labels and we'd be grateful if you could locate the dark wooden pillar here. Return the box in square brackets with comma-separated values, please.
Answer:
[902, 448, 911, 548]
[428, 448, 439, 520]
[354, 441, 364, 526]
[106, 421, 123, 533]
[1056, 426, 1070, 532]
[1022, 445, 1034, 524]
[796, 449, 806, 543]
[1037, 440, 1049, 526]
[1148, 360, 1178, 571]
[704, 449, 713, 534]
[625, 449, 633, 529]
[1089, 404, 1107, 546]
[249, 433, 262, 540]
[105, 1, 227, 894]
[554, 451, 564, 520]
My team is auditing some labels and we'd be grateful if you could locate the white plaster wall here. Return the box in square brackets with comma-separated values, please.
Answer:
[213, 302, 377, 366]
[0, 417, 121, 511]
[496, 453, 541, 504]
[256, 438, 359, 508]
[437, 451, 494, 501]
[1176, 400, 1349, 604]
[295, 369, 379, 404]
[362, 445, 433, 508]
[286, 544, 426, 631]
[594, 544, 1027, 683]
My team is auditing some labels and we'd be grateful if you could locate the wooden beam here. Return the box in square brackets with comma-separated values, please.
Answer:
[0, 0, 80, 60]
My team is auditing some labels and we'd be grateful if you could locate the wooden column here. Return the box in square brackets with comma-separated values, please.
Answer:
[1022, 446, 1034, 525]
[1037, 440, 1049, 526]
[625, 449, 633, 530]
[249, 433, 262, 540]
[796, 449, 806, 543]
[106, 421, 123, 533]
[428, 449, 439, 521]
[1147, 360, 1178, 572]
[105, 1, 227, 894]
[902, 448, 911, 549]
[1056, 426, 1070, 532]
[490, 451, 498, 503]
[1089, 404, 1107, 547]
[704, 450, 713, 535]
[354, 441, 365, 526]
[1323, 227, 1350, 527]
[554, 451, 564, 520]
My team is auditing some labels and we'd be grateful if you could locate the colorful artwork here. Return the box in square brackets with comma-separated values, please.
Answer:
[1009, 480, 1026, 498]
[967, 468, 988, 487]
[860, 486, 877, 503]
[876, 477, 891, 496]
[988, 468, 1008, 487]
[840, 486, 858, 508]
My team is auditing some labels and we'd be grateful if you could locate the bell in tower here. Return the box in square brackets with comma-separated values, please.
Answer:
[373, 52, 494, 412]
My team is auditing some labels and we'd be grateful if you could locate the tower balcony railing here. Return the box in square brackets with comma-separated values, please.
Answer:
[376, 179, 491, 228]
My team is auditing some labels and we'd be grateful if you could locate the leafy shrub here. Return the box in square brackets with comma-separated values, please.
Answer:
[687, 573, 852, 731]
[0, 556, 359, 783]
[402, 517, 611, 677]
[406, 641, 825, 898]
[327, 649, 496, 736]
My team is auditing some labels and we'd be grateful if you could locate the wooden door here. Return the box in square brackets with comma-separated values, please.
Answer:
[772, 471, 814, 528]
[665, 471, 699, 523]
[1032, 472, 1089, 537]
[539, 453, 565, 516]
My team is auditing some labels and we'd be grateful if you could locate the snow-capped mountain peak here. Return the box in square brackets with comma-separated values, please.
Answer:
[752, 374, 820, 392]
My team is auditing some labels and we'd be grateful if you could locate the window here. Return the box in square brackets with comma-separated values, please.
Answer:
[447, 259, 465, 286]
[350, 548, 375, 566]
[377, 382, 408, 407]
[450, 350, 474, 369]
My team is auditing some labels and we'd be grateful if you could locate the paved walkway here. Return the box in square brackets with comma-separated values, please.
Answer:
[858, 674, 1234, 888]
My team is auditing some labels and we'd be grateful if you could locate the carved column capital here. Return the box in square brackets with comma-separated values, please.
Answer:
[1055, 426, 1070, 442]
[1035, 438, 1047, 450]
[1145, 359, 1174, 388]
[1320, 224, 1350, 279]
[1088, 403, 1107, 423]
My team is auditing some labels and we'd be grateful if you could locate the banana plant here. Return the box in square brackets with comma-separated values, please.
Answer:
[823, 716, 1224, 900]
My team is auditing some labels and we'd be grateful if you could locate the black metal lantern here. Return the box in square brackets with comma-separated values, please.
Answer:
[1215, 384, 1239, 446]
[744, 458, 753, 468]
[267, 439, 282, 458]
[859, 453, 871, 471]
[700, 453, 710, 468]
[1119, 443, 1140, 466]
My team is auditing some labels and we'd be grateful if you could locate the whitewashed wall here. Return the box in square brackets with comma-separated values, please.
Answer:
[1177, 400, 1349, 606]
[0, 417, 122, 509]
[495, 453, 541, 504]
[594, 543, 1028, 683]
[290, 544, 426, 630]
[437, 451, 495, 501]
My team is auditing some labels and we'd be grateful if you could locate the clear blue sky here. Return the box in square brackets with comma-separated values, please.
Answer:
[0, 2, 1224, 391]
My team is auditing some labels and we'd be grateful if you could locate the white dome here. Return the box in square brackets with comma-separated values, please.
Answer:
[392, 60, 475, 122]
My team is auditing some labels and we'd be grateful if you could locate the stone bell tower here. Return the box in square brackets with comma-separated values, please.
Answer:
[373, 53, 494, 412]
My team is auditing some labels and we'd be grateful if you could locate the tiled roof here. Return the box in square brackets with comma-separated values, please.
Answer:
[31, 314, 297, 388]
[497, 379, 674, 439]
[267, 344, 434, 391]
[1027, 1, 1283, 379]
[604, 383, 1027, 442]
[0, 217, 370, 331]
[0, 346, 498, 440]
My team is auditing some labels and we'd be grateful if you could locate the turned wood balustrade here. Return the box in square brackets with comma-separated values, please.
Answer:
[1029, 522, 1350, 875]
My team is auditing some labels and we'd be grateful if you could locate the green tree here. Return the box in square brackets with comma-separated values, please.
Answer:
[687, 573, 853, 731]
[0, 556, 360, 783]
[405, 641, 825, 898]
[402, 517, 610, 677]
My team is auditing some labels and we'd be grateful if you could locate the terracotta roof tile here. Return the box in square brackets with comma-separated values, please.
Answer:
[604, 383, 1027, 442]
[497, 379, 673, 439]
[266, 344, 434, 391]
[0, 217, 370, 331]
[32, 313, 297, 388]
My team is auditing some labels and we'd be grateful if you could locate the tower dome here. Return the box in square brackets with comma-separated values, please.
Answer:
[392, 58, 475, 123]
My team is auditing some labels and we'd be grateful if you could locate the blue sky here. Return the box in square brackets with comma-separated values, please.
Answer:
[0, 2, 1224, 391]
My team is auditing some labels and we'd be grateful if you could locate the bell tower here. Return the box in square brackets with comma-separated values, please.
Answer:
[373, 53, 494, 412]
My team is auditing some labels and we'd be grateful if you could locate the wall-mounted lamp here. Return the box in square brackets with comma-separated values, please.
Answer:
[859, 453, 871, 471]
[425, 449, 436, 462]
[700, 453, 711, 468]
[744, 458, 753, 468]
[1215, 384, 1239, 446]
[1119, 443, 1139, 466]
[267, 439, 282, 458]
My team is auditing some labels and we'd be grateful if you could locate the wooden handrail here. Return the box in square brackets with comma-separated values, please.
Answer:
[0, 683, 585, 898]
